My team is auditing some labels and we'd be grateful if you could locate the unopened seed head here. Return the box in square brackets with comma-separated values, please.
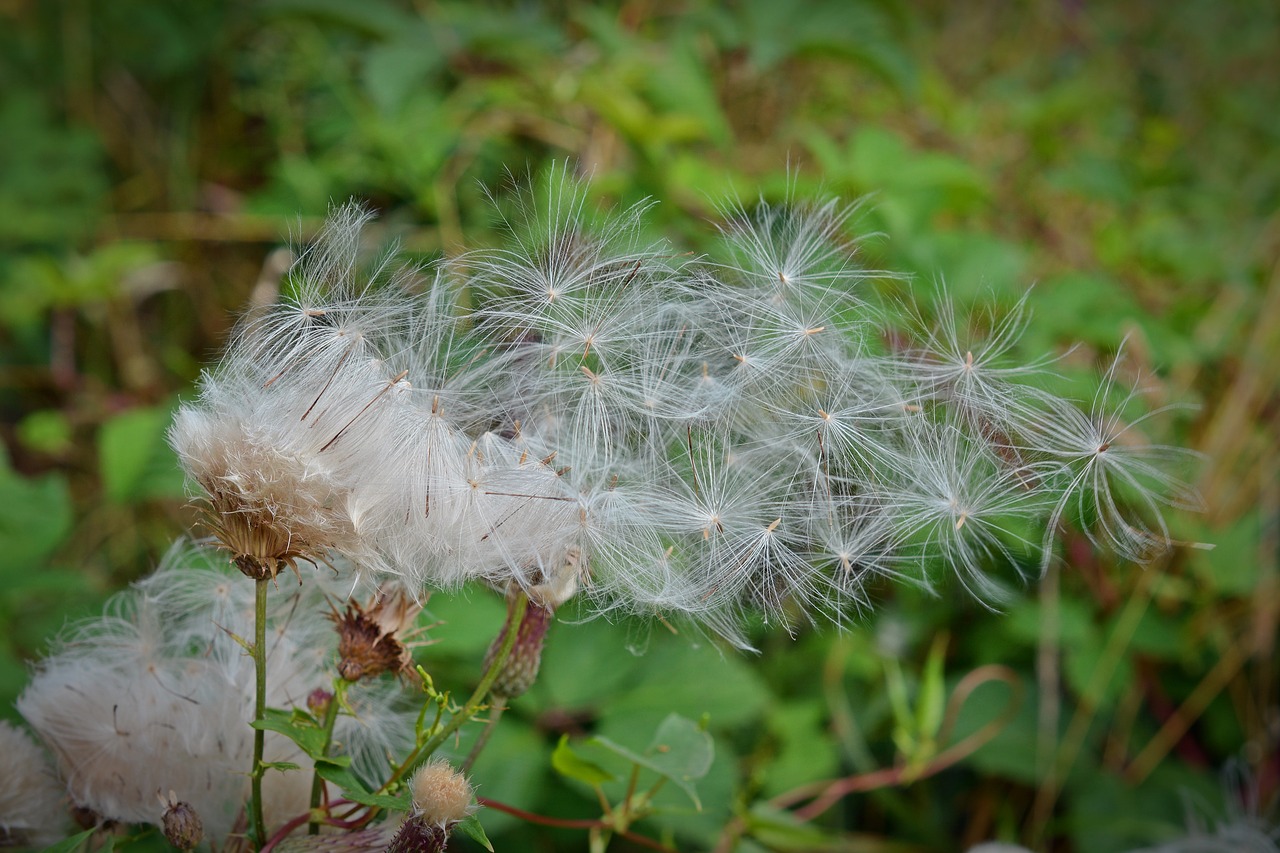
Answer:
[160, 791, 204, 851]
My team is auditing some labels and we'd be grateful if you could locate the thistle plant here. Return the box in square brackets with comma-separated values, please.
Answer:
[10, 173, 1199, 850]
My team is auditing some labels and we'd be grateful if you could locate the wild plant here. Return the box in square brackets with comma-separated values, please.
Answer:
[9, 173, 1199, 851]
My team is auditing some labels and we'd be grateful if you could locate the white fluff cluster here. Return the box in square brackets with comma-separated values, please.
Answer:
[15, 543, 414, 845]
[0, 720, 68, 848]
[170, 204, 576, 592]
[169, 176, 1196, 646]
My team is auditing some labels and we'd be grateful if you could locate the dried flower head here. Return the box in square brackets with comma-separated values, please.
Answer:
[170, 205, 413, 583]
[331, 587, 423, 682]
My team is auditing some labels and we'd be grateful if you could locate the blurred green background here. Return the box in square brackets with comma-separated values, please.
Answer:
[1, 1, 1277, 850]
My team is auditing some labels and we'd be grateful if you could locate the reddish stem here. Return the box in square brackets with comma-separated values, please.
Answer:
[477, 797, 676, 852]
[260, 800, 358, 853]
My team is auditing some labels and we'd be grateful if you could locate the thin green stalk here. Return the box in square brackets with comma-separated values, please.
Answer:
[461, 698, 506, 774]
[385, 592, 529, 790]
[251, 577, 269, 850]
[308, 679, 344, 835]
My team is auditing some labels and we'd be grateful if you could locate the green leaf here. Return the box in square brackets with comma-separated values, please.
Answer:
[17, 410, 73, 455]
[644, 713, 714, 783]
[915, 633, 948, 742]
[314, 763, 410, 810]
[762, 701, 838, 796]
[537, 613, 643, 709]
[745, 803, 840, 851]
[260, 760, 303, 773]
[98, 403, 186, 504]
[552, 734, 616, 785]
[589, 713, 714, 808]
[250, 707, 329, 759]
[39, 829, 96, 853]
[599, 635, 770, 729]
[0, 445, 71, 576]
[453, 813, 494, 852]
[363, 33, 444, 115]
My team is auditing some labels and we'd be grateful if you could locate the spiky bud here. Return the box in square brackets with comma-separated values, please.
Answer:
[482, 592, 553, 699]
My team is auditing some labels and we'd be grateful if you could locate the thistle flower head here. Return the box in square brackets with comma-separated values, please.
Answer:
[409, 759, 475, 827]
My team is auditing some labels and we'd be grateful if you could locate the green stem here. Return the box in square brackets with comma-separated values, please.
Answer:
[251, 578, 269, 850]
[308, 679, 344, 835]
[461, 697, 506, 773]
[385, 591, 529, 790]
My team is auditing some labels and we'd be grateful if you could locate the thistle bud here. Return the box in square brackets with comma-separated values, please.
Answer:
[307, 687, 333, 717]
[482, 592, 553, 700]
[159, 791, 203, 851]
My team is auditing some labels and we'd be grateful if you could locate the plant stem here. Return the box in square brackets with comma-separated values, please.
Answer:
[461, 697, 506, 773]
[251, 577, 269, 850]
[308, 679, 344, 834]
[384, 591, 529, 790]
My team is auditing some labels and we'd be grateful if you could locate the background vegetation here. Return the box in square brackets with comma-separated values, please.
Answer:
[1, 1, 1276, 850]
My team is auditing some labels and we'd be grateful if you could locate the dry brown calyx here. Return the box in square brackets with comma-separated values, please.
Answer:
[197, 482, 329, 583]
[330, 589, 423, 682]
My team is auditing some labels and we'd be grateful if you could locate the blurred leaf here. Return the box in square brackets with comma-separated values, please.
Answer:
[589, 713, 714, 808]
[16, 410, 73, 456]
[467, 717, 550, 835]
[0, 94, 106, 245]
[745, 803, 841, 851]
[0, 446, 72, 576]
[761, 700, 838, 796]
[0, 242, 162, 330]
[422, 587, 509, 658]
[551, 734, 616, 785]
[98, 403, 186, 504]
[953, 675, 1043, 784]
[598, 635, 771, 729]
[39, 828, 97, 853]
[1188, 512, 1261, 596]
[536, 612, 644, 709]
[260, 0, 415, 38]
[363, 31, 445, 115]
